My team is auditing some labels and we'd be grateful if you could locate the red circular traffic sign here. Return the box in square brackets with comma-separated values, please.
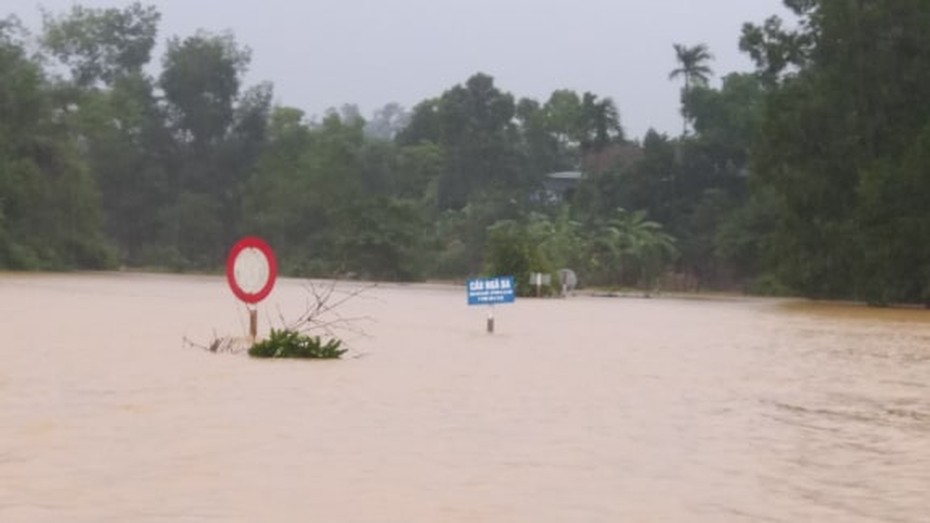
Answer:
[226, 236, 277, 304]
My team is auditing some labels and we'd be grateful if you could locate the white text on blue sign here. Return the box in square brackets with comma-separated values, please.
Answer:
[467, 276, 516, 306]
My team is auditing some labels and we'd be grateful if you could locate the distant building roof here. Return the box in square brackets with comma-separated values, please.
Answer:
[538, 171, 584, 203]
[546, 171, 584, 181]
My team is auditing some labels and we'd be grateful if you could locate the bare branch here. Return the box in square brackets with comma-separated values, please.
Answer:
[188, 279, 377, 357]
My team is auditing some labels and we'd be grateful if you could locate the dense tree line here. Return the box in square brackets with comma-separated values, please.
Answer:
[740, 0, 930, 304]
[2, 1, 929, 303]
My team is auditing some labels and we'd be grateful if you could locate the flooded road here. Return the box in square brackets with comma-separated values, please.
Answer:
[1, 273, 928, 522]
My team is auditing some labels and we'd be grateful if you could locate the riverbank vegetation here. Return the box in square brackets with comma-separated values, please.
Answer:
[2, 1, 929, 305]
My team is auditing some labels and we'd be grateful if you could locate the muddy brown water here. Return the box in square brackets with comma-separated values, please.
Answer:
[1, 273, 928, 522]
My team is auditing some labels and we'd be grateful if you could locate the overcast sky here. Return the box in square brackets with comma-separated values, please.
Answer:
[8, 0, 790, 139]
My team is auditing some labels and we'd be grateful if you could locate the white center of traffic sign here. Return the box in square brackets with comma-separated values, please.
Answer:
[233, 246, 270, 294]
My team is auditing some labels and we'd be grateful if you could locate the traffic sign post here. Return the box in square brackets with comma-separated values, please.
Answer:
[466, 276, 515, 334]
[226, 236, 278, 342]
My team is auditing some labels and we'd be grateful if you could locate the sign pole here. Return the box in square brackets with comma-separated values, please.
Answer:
[249, 306, 258, 342]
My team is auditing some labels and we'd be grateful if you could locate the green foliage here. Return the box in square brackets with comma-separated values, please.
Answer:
[394, 142, 444, 200]
[742, 0, 930, 303]
[248, 329, 347, 359]
[333, 197, 429, 281]
[42, 2, 160, 87]
[714, 189, 777, 282]
[160, 30, 251, 147]
[481, 206, 679, 293]
[71, 74, 175, 265]
[540, 90, 623, 158]
[0, 20, 114, 270]
[584, 208, 678, 288]
[483, 219, 550, 297]
[401, 73, 523, 210]
[244, 109, 425, 279]
[745, 273, 792, 297]
[528, 207, 586, 272]
[14, 0, 930, 307]
[683, 73, 763, 168]
[156, 31, 268, 269]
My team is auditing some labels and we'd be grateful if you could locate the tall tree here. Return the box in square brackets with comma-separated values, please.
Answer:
[38, 3, 175, 264]
[403, 73, 520, 210]
[579, 92, 623, 153]
[669, 43, 714, 135]
[42, 2, 160, 88]
[742, 0, 930, 303]
[515, 97, 565, 177]
[159, 30, 266, 267]
[0, 17, 111, 269]
[160, 31, 250, 152]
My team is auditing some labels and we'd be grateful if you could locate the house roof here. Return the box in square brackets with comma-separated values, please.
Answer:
[546, 171, 583, 181]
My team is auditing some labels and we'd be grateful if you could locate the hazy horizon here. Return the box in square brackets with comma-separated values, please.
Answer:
[7, 0, 792, 139]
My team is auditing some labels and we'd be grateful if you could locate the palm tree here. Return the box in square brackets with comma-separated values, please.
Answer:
[598, 208, 678, 292]
[528, 208, 584, 270]
[669, 43, 714, 135]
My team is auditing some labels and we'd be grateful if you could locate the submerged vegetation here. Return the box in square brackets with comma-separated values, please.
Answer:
[186, 280, 371, 359]
[3, 2, 930, 305]
[248, 329, 346, 359]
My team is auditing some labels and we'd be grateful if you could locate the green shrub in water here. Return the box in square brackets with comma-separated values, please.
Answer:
[248, 329, 347, 359]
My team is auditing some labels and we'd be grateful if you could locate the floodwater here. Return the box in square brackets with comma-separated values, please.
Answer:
[1, 273, 928, 522]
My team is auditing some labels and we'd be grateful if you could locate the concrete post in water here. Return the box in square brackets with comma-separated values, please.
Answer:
[487, 310, 495, 334]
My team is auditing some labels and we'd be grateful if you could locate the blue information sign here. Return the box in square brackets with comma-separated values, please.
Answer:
[467, 276, 516, 306]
